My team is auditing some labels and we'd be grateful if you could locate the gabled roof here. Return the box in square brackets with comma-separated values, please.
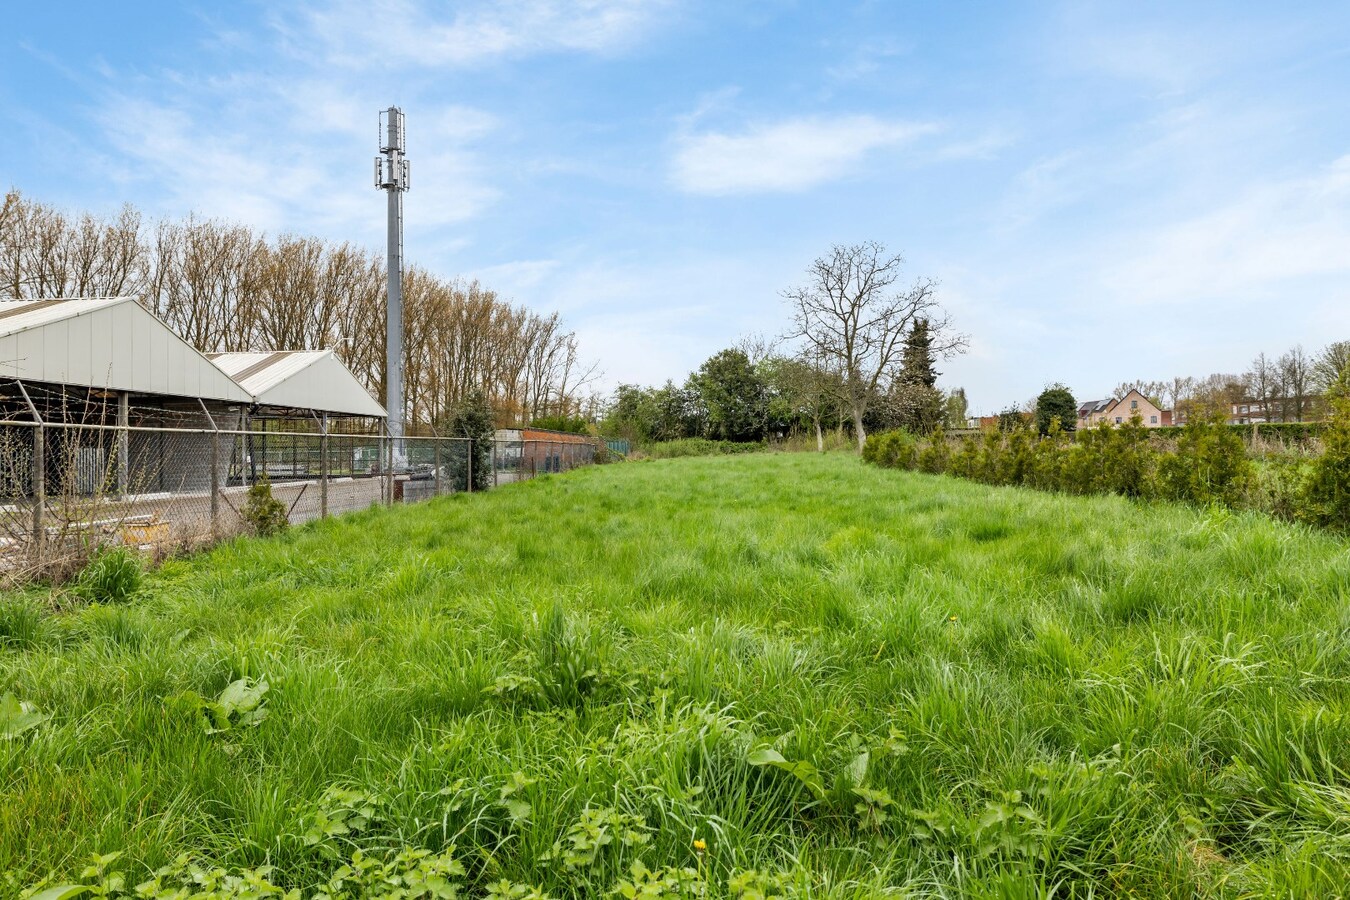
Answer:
[1078, 398, 1116, 417]
[207, 350, 385, 418]
[0, 297, 252, 403]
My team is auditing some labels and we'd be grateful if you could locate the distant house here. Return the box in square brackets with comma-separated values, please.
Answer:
[1076, 389, 1168, 429]
[1229, 397, 1327, 425]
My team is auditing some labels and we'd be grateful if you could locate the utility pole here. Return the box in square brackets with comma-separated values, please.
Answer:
[375, 106, 410, 468]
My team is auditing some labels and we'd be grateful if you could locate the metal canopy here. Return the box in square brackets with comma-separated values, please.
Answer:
[0, 297, 251, 403]
[207, 350, 386, 418]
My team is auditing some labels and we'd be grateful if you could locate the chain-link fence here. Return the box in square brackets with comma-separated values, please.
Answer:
[0, 420, 606, 583]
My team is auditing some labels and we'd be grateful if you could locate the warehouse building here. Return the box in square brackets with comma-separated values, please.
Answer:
[0, 297, 385, 497]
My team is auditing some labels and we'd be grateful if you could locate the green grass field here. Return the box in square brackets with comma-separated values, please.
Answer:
[4, 453, 1350, 898]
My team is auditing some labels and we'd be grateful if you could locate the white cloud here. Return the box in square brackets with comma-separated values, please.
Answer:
[671, 115, 939, 195]
[66, 0, 677, 241]
[288, 0, 673, 69]
[93, 84, 497, 240]
[1105, 154, 1350, 306]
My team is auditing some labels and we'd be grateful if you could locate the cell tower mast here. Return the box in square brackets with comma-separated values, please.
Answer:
[375, 107, 410, 464]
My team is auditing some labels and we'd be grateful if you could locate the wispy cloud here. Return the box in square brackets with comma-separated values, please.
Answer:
[1105, 154, 1350, 306]
[92, 81, 498, 239]
[283, 0, 674, 69]
[824, 36, 911, 82]
[670, 115, 939, 195]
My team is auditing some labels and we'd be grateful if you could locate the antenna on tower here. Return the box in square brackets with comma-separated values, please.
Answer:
[375, 107, 410, 467]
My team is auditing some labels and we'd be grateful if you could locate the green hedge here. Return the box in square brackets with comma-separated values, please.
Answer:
[864, 413, 1350, 532]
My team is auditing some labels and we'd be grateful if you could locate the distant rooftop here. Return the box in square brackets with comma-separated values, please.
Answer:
[208, 350, 385, 418]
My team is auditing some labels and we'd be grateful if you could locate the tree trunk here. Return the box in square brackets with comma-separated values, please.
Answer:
[814, 417, 823, 453]
[852, 406, 867, 453]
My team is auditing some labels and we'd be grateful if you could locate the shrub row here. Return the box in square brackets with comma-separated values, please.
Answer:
[864, 410, 1350, 531]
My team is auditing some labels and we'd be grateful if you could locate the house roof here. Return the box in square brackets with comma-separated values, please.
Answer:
[1078, 398, 1116, 416]
[0, 297, 252, 403]
[207, 350, 385, 418]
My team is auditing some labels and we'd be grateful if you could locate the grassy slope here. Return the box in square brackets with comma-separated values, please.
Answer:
[3, 453, 1350, 897]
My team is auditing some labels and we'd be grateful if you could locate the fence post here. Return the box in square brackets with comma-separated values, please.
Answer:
[434, 440, 442, 496]
[116, 391, 129, 498]
[209, 429, 220, 539]
[320, 413, 329, 518]
[32, 423, 45, 564]
[466, 439, 473, 493]
[385, 435, 394, 506]
[490, 438, 497, 488]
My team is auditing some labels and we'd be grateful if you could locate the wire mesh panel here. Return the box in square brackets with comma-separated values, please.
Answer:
[322, 434, 386, 516]
[0, 421, 40, 570]
[0, 420, 606, 581]
[400, 436, 471, 502]
[493, 439, 526, 485]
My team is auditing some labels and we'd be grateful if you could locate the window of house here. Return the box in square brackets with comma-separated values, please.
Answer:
[1114, 416, 1122, 424]
[1131, 400, 1138, 409]
[1150, 415, 1157, 424]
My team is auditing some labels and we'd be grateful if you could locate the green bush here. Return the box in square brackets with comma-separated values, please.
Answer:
[241, 475, 289, 537]
[1245, 455, 1307, 522]
[528, 415, 589, 434]
[1157, 415, 1250, 505]
[860, 432, 881, 464]
[1299, 397, 1350, 531]
[860, 412, 1321, 526]
[862, 430, 913, 467]
[445, 388, 495, 492]
[1095, 416, 1156, 498]
[73, 546, 143, 604]
[1026, 419, 1071, 490]
[915, 426, 950, 474]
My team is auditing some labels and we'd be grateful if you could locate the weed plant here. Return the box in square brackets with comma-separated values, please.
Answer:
[241, 475, 289, 537]
[3, 454, 1350, 896]
[71, 547, 142, 604]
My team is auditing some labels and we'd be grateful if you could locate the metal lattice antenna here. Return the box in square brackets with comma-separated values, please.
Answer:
[375, 107, 410, 463]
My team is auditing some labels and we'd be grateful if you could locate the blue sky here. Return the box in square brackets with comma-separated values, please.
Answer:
[4, 2, 1350, 413]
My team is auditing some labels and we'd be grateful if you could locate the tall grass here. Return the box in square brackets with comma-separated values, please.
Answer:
[638, 438, 766, 458]
[3, 454, 1350, 897]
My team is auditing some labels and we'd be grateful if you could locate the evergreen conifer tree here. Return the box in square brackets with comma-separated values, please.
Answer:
[893, 318, 944, 432]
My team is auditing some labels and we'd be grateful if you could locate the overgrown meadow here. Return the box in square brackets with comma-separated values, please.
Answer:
[3, 453, 1350, 898]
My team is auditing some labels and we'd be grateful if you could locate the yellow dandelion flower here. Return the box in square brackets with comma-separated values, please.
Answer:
[693, 839, 707, 852]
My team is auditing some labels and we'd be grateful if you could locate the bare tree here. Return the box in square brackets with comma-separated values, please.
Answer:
[1245, 353, 1280, 422]
[769, 349, 844, 451]
[1112, 380, 1167, 406]
[734, 332, 779, 367]
[1182, 373, 1244, 421]
[1163, 375, 1195, 413]
[1313, 341, 1350, 396]
[783, 242, 964, 451]
[0, 191, 599, 431]
[1277, 345, 1313, 422]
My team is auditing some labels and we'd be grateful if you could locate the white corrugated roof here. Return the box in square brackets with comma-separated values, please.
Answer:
[0, 297, 127, 335]
[0, 297, 252, 403]
[207, 350, 386, 418]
